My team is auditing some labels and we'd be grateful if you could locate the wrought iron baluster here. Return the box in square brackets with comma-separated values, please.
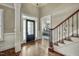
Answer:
[59, 26, 60, 42]
[62, 23, 64, 43]
[64, 22, 67, 40]
[58, 27, 59, 42]
[72, 16, 74, 36]
[77, 13, 78, 36]
[57, 28, 58, 43]
[68, 19, 70, 38]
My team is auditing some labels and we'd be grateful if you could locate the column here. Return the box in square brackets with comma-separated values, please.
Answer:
[14, 3, 21, 53]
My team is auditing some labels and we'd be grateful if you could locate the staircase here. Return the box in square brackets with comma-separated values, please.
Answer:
[49, 9, 79, 56]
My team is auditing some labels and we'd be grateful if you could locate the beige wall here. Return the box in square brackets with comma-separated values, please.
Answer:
[21, 3, 39, 17]
[1, 3, 78, 34]
[40, 3, 79, 28]
[0, 5, 15, 33]
[40, 3, 62, 17]
[0, 3, 38, 33]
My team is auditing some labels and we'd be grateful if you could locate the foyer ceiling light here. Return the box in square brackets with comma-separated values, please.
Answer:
[32, 3, 47, 7]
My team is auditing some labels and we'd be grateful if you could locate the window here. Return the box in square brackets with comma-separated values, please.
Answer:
[0, 9, 3, 41]
[23, 19, 26, 40]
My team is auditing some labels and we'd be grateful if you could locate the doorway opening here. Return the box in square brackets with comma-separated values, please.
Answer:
[22, 15, 38, 43]
[26, 20, 35, 42]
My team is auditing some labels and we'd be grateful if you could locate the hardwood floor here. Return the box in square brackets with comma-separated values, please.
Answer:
[0, 39, 63, 56]
[20, 39, 62, 56]
[0, 48, 15, 56]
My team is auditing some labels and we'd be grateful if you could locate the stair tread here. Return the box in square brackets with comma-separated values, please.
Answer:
[54, 36, 79, 48]
[71, 36, 79, 38]
[71, 34, 79, 37]
[54, 41, 79, 56]
[64, 40, 72, 44]
[54, 40, 73, 48]
[58, 40, 72, 47]
[58, 43, 64, 47]
[71, 37, 79, 42]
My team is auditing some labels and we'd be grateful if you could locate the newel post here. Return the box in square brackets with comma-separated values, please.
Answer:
[48, 29, 54, 52]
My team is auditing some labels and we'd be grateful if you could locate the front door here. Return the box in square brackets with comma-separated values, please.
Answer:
[26, 20, 35, 42]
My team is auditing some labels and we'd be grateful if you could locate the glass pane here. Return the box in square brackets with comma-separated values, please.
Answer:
[0, 19, 1, 26]
[28, 21, 34, 35]
[23, 20, 26, 40]
[0, 15, 1, 39]
[0, 27, 1, 38]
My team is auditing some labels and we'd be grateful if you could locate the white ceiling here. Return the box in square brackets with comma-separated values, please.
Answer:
[31, 3, 48, 7]
[0, 3, 48, 8]
[0, 3, 61, 8]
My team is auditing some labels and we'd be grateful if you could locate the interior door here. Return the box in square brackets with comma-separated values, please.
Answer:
[26, 20, 35, 42]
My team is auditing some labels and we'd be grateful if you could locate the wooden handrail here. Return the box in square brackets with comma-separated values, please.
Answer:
[49, 9, 79, 50]
[51, 9, 79, 30]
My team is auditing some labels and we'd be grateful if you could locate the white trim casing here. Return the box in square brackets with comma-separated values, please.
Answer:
[0, 9, 4, 41]
[14, 3, 22, 53]
[22, 14, 38, 41]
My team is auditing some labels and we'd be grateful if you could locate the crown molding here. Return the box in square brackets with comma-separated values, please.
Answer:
[0, 3, 14, 9]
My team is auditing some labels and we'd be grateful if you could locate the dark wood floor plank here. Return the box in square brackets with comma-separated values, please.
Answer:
[0, 39, 63, 56]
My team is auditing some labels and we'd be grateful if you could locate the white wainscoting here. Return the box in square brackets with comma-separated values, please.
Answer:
[0, 33, 26, 51]
[0, 33, 15, 51]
